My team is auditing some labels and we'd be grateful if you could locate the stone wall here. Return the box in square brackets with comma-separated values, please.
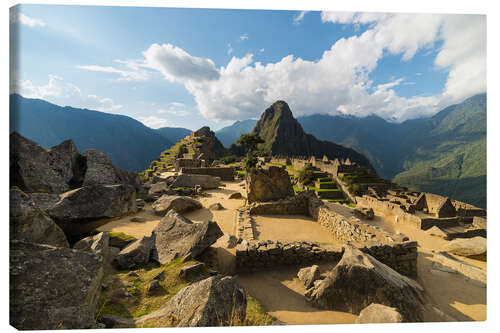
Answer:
[247, 191, 321, 217]
[452, 200, 487, 217]
[180, 167, 234, 181]
[356, 195, 423, 228]
[235, 240, 344, 272]
[234, 239, 418, 277]
[174, 158, 204, 171]
[245, 166, 294, 203]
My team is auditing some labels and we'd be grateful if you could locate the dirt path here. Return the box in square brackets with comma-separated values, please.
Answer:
[235, 264, 357, 325]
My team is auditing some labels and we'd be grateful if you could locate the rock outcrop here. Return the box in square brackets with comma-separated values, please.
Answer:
[10, 132, 71, 193]
[82, 149, 139, 189]
[10, 187, 69, 247]
[245, 166, 294, 203]
[307, 245, 425, 322]
[444, 236, 486, 260]
[135, 275, 246, 327]
[152, 195, 202, 216]
[298, 265, 321, 289]
[73, 232, 110, 261]
[10, 240, 104, 329]
[355, 303, 403, 324]
[151, 210, 223, 264]
[115, 235, 155, 269]
[45, 184, 137, 236]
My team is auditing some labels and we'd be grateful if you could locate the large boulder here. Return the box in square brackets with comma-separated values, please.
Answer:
[134, 276, 246, 327]
[45, 184, 137, 236]
[47, 139, 84, 187]
[298, 265, 321, 289]
[10, 240, 104, 329]
[10, 132, 70, 193]
[245, 166, 294, 203]
[82, 149, 139, 189]
[307, 245, 425, 322]
[152, 195, 202, 216]
[444, 236, 486, 260]
[151, 210, 223, 264]
[73, 232, 110, 261]
[114, 235, 154, 269]
[10, 187, 69, 247]
[171, 173, 221, 189]
[355, 303, 403, 324]
[148, 181, 168, 196]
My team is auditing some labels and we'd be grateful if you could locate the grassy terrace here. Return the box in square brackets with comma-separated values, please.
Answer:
[97, 258, 274, 327]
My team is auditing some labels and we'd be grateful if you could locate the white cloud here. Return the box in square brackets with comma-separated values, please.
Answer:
[142, 43, 220, 83]
[240, 34, 248, 41]
[77, 64, 149, 81]
[259, 48, 265, 53]
[157, 102, 191, 117]
[12, 74, 123, 113]
[227, 44, 233, 55]
[293, 11, 309, 25]
[10, 10, 46, 28]
[138, 116, 169, 129]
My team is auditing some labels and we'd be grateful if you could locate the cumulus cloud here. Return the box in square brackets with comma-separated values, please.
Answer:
[138, 116, 169, 129]
[293, 11, 309, 25]
[227, 44, 233, 55]
[12, 74, 123, 113]
[240, 34, 248, 41]
[260, 48, 265, 53]
[142, 43, 220, 83]
[10, 10, 46, 27]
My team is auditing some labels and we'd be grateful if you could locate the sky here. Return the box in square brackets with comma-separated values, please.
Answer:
[9, 4, 486, 131]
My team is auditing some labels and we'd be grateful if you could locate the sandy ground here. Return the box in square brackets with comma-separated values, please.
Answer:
[97, 180, 486, 324]
[253, 214, 338, 244]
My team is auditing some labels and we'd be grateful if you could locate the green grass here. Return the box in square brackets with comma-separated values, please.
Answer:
[324, 198, 346, 202]
[236, 170, 246, 176]
[107, 231, 136, 242]
[243, 294, 275, 326]
[96, 259, 206, 321]
[293, 185, 305, 192]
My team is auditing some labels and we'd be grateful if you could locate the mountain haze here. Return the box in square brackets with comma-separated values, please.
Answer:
[216, 119, 258, 147]
[155, 127, 192, 143]
[10, 94, 173, 171]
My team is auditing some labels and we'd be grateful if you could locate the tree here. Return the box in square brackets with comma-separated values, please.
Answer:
[236, 133, 264, 169]
[236, 134, 264, 154]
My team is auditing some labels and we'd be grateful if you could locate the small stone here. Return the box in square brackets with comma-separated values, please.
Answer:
[153, 270, 166, 281]
[113, 288, 130, 298]
[228, 192, 243, 199]
[147, 280, 160, 292]
[209, 202, 224, 210]
[127, 271, 139, 278]
[130, 217, 147, 222]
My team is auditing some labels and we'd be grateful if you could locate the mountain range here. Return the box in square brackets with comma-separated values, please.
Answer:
[216, 94, 486, 208]
[9, 94, 176, 171]
[10, 93, 486, 208]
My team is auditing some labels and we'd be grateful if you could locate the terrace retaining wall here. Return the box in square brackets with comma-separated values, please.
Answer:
[180, 167, 235, 181]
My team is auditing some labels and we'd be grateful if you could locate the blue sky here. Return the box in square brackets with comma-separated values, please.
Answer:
[10, 5, 485, 130]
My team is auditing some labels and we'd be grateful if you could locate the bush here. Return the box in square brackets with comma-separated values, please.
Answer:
[221, 155, 238, 164]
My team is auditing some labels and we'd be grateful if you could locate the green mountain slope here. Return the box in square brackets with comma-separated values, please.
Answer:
[253, 101, 374, 170]
[393, 93, 486, 208]
[10, 94, 173, 171]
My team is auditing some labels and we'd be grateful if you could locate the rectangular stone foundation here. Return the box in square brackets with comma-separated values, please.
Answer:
[180, 167, 234, 181]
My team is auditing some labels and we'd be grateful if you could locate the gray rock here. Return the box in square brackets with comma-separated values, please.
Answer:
[179, 263, 205, 281]
[134, 276, 246, 327]
[148, 182, 167, 196]
[308, 245, 425, 322]
[151, 195, 202, 216]
[115, 235, 154, 269]
[245, 166, 294, 203]
[355, 303, 403, 324]
[209, 202, 224, 210]
[171, 173, 221, 189]
[10, 132, 70, 193]
[82, 149, 139, 189]
[147, 280, 161, 293]
[220, 234, 238, 248]
[10, 240, 104, 330]
[47, 139, 83, 186]
[73, 232, 110, 262]
[130, 217, 147, 222]
[46, 184, 137, 236]
[298, 265, 321, 289]
[151, 210, 223, 264]
[109, 234, 136, 250]
[444, 236, 486, 259]
[153, 270, 166, 281]
[9, 187, 69, 248]
[228, 192, 243, 199]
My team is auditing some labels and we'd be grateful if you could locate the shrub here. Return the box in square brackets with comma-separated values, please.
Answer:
[297, 165, 315, 185]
